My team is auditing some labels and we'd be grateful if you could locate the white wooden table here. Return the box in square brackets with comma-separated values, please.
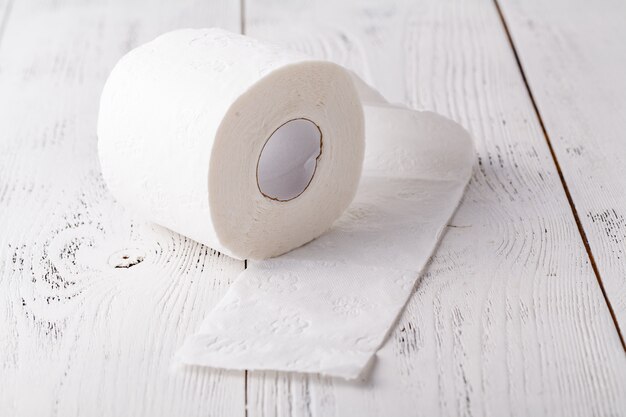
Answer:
[1, 0, 625, 415]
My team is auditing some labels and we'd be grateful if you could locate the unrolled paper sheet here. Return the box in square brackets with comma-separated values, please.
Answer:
[98, 28, 474, 379]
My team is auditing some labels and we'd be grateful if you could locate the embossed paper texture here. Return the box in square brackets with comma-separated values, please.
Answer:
[178, 177, 468, 378]
[98, 28, 474, 379]
[177, 104, 474, 379]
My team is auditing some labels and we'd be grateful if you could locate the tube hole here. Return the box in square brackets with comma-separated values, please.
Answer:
[256, 118, 322, 202]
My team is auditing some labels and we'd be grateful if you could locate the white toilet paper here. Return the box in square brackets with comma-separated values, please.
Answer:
[98, 28, 474, 379]
[98, 29, 365, 260]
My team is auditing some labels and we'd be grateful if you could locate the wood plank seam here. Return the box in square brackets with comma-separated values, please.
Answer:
[0, 0, 13, 44]
[243, 0, 626, 414]
[242, 0, 250, 413]
[241, 0, 247, 35]
[493, 0, 626, 352]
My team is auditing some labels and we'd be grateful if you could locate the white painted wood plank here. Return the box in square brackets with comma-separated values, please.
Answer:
[0, 1, 246, 416]
[498, 0, 626, 336]
[245, 0, 626, 416]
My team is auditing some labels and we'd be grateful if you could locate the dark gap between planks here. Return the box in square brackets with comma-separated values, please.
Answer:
[493, 0, 626, 351]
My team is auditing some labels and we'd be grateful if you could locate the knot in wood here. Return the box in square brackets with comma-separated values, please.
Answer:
[108, 248, 145, 269]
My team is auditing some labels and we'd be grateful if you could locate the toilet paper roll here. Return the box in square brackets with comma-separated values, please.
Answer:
[98, 29, 366, 260]
[98, 28, 475, 379]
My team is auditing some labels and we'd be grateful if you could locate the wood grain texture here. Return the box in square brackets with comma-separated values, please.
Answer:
[498, 0, 626, 336]
[0, 1, 245, 416]
[245, 0, 626, 416]
[2, 0, 626, 416]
